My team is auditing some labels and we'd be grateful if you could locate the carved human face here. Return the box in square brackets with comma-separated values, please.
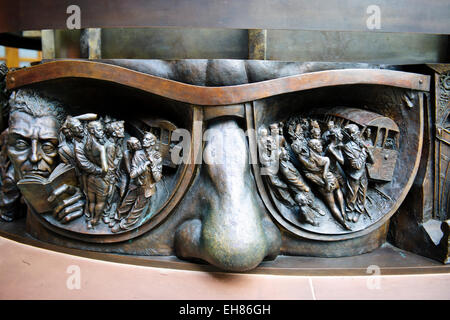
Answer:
[61, 126, 72, 139]
[280, 149, 289, 161]
[112, 121, 125, 139]
[7, 111, 59, 180]
[266, 135, 275, 151]
[142, 133, 156, 148]
[295, 124, 303, 135]
[89, 122, 104, 139]
[309, 139, 323, 153]
[311, 127, 321, 139]
[297, 193, 308, 205]
[348, 125, 360, 141]
[72, 123, 84, 137]
[67, 118, 84, 138]
[332, 128, 343, 141]
[270, 127, 279, 136]
[259, 127, 268, 137]
[127, 137, 141, 151]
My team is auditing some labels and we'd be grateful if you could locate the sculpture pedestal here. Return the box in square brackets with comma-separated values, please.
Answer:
[0, 235, 449, 300]
[0, 60, 442, 273]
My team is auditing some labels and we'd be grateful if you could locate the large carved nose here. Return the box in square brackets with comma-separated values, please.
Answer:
[30, 139, 41, 163]
[174, 117, 281, 272]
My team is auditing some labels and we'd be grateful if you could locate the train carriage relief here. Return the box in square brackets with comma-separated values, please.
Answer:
[320, 107, 400, 183]
[129, 118, 179, 168]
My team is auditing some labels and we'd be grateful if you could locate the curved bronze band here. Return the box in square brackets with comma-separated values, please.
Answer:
[6, 60, 430, 106]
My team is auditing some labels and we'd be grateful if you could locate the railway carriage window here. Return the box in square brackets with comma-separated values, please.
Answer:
[376, 128, 386, 148]
[161, 128, 170, 144]
[363, 126, 376, 146]
[385, 131, 398, 150]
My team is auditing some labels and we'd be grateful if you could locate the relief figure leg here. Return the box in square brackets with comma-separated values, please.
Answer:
[320, 189, 351, 230]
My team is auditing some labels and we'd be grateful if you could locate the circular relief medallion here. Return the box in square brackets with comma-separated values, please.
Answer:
[252, 90, 423, 241]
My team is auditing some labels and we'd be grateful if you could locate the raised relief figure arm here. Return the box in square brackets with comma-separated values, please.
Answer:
[130, 151, 150, 179]
[344, 144, 365, 170]
[328, 143, 345, 165]
[365, 146, 375, 165]
[322, 156, 330, 179]
[99, 144, 108, 174]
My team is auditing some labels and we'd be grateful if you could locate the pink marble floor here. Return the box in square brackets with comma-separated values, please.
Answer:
[0, 236, 449, 300]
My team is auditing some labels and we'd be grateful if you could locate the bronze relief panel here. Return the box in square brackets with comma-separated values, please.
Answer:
[1, 81, 199, 243]
[251, 85, 424, 243]
[0, 60, 432, 271]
